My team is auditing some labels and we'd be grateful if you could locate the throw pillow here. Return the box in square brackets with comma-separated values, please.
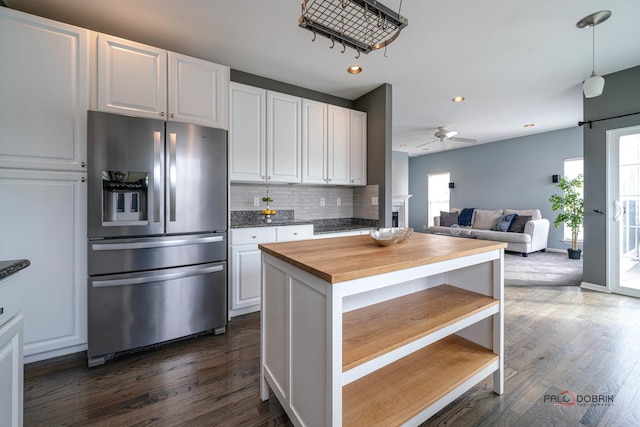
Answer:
[492, 214, 517, 232]
[472, 209, 504, 230]
[508, 215, 532, 233]
[440, 211, 459, 227]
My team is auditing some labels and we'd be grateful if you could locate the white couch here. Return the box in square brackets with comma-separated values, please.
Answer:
[429, 208, 549, 257]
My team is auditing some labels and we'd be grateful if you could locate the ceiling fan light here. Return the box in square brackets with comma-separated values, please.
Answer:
[583, 73, 605, 98]
[444, 131, 458, 138]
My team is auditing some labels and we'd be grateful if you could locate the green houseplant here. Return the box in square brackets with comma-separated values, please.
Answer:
[548, 174, 584, 259]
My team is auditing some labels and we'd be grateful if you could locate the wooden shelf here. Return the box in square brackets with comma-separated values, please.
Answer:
[342, 285, 498, 372]
[342, 335, 499, 426]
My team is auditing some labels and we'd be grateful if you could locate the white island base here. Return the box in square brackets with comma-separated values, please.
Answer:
[259, 234, 505, 426]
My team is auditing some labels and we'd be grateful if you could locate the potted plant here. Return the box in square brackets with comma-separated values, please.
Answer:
[548, 174, 584, 259]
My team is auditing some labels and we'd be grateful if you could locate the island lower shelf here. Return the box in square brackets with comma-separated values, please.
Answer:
[343, 284, 499, 375]
[343, 335, 499, 426]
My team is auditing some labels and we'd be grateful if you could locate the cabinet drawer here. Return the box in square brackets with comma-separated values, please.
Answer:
[276, 225, 314, 241]
[231, 227, 277, 245]
[0, 274, 21, 327]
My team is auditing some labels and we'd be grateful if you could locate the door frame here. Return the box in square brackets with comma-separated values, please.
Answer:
[606, 125, 640, 297]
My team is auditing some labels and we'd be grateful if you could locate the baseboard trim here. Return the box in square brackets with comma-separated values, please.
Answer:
[580, 282, 610, 293]
[545, 248, 566, 254]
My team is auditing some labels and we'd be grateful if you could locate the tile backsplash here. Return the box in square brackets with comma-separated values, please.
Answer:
[230, 183, 379, 221]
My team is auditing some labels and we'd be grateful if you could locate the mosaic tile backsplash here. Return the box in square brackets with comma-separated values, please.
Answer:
[230, 183, 379, 221]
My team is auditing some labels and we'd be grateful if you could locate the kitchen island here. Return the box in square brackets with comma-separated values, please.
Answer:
[259, 233, 507, 426]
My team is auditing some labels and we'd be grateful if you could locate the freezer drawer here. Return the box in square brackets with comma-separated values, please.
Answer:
[88, 233, 226, 275]
[87, 261, 226, 365]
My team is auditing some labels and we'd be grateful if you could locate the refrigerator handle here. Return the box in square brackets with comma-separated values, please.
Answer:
[169, 132, 177, 222]
[91, 264, 224, 288]
[153, 131, 163, 223]
[90, 234, 224, 251]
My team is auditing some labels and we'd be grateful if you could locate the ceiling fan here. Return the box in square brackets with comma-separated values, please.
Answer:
[416, 126, 477, 148]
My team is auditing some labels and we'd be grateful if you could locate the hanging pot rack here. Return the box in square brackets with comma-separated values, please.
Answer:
[299, 0, 408, 55]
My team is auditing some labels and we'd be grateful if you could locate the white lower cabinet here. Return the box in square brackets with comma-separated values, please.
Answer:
[0, 169, 87, 363]
[0, 313, 23, 427]
[229, 225, 313, 317]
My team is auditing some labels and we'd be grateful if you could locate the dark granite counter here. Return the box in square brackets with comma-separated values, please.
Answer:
[230, 210, 378, 235]
[0, 259, 30, 280]
[231, 219, 315, 229]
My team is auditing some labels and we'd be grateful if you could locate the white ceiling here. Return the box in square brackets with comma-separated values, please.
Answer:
[5, 0, 640, 156]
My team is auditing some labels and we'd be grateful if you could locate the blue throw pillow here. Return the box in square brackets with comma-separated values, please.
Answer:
[458, 208, 475, 226]
[492, 214, 517, 232]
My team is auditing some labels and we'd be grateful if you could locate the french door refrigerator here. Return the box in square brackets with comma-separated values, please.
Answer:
[86, 110, 227, 367]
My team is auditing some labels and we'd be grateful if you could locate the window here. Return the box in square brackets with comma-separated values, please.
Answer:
[428, 172, 450, 227]
[563, 157, 584, 242]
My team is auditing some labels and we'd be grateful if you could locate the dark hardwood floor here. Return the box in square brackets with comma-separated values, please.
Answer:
[24, 285, 640, 426]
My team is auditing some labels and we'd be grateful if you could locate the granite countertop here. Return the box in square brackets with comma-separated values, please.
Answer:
[230, 210, 378, 235]
[0, 259, 30, 280]
[231, 219, 315, 229]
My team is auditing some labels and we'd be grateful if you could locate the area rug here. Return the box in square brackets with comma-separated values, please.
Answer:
[504, 250, 583, 286]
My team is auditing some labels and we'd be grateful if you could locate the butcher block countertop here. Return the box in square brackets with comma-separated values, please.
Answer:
[259, 232, 507, 284]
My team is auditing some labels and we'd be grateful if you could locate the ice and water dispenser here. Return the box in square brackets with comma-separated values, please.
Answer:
[102, 171, 149, 225]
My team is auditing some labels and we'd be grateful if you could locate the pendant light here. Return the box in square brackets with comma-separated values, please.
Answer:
[577, 10, 611, 98]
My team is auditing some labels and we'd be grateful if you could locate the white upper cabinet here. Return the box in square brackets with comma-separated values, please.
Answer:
[327, 105, 351, 185]
[229, 82, 266, 182]
[350, 109, 367, 185]
[302, 99, 328, 184]
[229, 85, 302, 183]
[0, 7, 89, 171]
[97, 33, 167, 119]
[302, 103, 366, 186]
[97, 33, 229, 129]
[168, 52, 229, 129]
[266, 91, 302, 183]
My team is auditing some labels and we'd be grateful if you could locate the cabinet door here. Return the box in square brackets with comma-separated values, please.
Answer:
[97, 33, 167, 119]
[0, 8, 88, 171]
[0, 170, 87, 363]
[350, 110, 367, 185]
[0, 314, 23, 427]
[267, 91, 302, 183]
[168, 52, 229, 129]
[302, 99, 328, 184]
[229, 83, 267, 182]
[230, 245, 262, 314]
[327, 105, 351, 185]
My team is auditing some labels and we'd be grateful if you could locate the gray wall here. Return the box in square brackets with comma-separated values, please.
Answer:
[355, 84, 393, 227]
[230, 69, 353, 108]
[392, 150, 409, 195]
[408, 126, 583, 249]
[583, 65, 640, 287]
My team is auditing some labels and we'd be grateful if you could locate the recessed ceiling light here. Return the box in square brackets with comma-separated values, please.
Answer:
[347, 65, 362, 74]
[524, 123, 535, 128]
[452, 96, 465, 103]
[399, 144, 407, 148]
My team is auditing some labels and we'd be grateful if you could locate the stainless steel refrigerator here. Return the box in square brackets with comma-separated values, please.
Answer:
[86, 110, 227, 367]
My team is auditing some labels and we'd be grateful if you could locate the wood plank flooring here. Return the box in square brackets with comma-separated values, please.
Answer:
[24, 285, 640, 426]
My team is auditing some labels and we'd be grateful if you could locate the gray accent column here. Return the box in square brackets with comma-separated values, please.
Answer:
[355, 84, 393, 227]
[583, 65, 640, 287]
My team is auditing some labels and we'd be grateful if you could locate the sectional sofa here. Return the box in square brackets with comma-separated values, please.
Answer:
[428, 208, 550, 256]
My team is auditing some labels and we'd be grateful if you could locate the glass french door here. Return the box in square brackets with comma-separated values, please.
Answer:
[607, 125, 640, 297]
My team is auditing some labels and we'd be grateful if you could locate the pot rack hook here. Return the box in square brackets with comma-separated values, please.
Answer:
[329, 35, 335, 49]
[341, 40, 346, 53]
[384, 43, 389, 57]
[311, 28, 316, 42]
[355, 47, 360, 59]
